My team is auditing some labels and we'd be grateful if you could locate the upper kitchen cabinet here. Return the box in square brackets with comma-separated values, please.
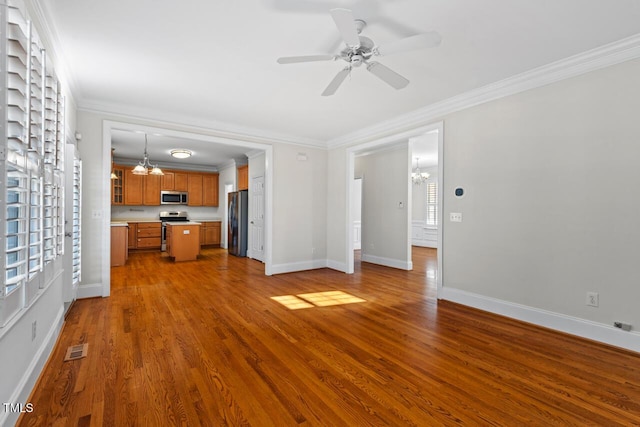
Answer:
[124, 169, 143, 205]
[161, 171, 174, 191]
[111, 165, 124, 205]
[203, 173, 219, 206]
[161, 170, 189, 191]
[188, 173, 203, 206]
[143, 173, 161, 205]
[237, 165, 248, 191]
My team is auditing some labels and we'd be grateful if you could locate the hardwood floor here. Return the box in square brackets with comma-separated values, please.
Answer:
[18, 247, 640, 426]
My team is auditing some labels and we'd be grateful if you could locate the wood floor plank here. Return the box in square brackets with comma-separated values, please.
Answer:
[17, 247, 640, 426]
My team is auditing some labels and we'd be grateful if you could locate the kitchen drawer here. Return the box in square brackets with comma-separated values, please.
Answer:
[137, 222, 161, 229]
[137, 227, 161, 238]
[136, 237, 161, 248]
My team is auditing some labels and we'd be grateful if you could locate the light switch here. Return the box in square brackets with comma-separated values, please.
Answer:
[450, 212, 463, 222]
[91, 210, 102, 219]
[398, 201, 404, 209]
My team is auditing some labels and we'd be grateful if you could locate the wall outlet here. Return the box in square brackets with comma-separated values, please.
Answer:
[31, 320, 37, 341]
[450, 212, 463, 222]
[586, 292, 599, 307]
[614, 322, 632, 331]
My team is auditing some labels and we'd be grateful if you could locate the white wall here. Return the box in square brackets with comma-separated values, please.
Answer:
[355, 145, 412, 270]
[271, 144, 328, 273]
[327, 57, 640, 352]
[442, 58, 640, 338]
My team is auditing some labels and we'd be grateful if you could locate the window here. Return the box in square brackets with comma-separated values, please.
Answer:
[426, 182, 438, 227]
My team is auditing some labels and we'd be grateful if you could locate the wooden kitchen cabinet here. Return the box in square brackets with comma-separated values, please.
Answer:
[160, 171, 188, 191]
[200, 221, 221, 246]
[161, 172, 175, 191]
[124, 169, 144, 205]
[136, 222, 162, 249]
[111, 225, 128, 266]
[167, 223, 200, 262]
[203, 173, 219, 206]
[128, 223, 137, 249]
[127, 222, 161, 250]
[237, 165, 248, 191]
[111, 166, 124, 205]
[188, 173, 203, 206]
[175, 172, 189, 191]
[143, 173, 161, 205]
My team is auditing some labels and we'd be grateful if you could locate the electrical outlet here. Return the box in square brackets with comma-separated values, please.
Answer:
[32, 320, 37, 341]
[586, 292, 599, 307]
[450, 212, 463, 222]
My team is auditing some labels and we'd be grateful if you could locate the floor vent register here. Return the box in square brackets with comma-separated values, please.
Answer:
[64, 343, 88, 361]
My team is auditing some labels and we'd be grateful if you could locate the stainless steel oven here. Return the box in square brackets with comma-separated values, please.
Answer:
[161, 191, 188, 205]
[159, 211, 189, 251]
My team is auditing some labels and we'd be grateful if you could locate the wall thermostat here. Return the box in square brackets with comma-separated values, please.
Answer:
[455, 188, 464, 197]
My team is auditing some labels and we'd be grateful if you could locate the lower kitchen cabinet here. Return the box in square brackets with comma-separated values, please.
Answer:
[200, 221, 221, 246]
[128, 222, 162, 250]
[111, 225, 129, 266]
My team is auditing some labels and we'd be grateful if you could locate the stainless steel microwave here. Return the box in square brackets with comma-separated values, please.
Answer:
[160, 191, 188, 205]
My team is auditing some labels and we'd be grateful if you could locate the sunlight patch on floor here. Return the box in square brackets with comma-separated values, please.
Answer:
[271, 291, 366, 310]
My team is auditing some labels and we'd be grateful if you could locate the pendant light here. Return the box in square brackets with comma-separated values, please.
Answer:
[132, 134, 164, 176]
[110, 148, 118, 180]
[412, 157, 430, 185]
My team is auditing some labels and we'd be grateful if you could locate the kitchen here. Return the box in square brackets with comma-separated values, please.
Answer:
[109, 128, 259, 266]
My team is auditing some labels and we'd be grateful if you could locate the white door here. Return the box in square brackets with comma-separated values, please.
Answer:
[249, 175, 265, 262]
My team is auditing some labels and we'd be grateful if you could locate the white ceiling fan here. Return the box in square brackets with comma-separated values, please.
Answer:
[277, 8, 441, 96]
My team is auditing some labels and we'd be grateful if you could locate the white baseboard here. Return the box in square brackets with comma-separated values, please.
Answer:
[361, 254, 413, 270]
[412, 240, 437, 248]
[441, 287, 640, 353]
[77, 283, 104, 299]
[1, 307, 64, 427]
[327, 259, 348, 273]
[271, 259, 328, 275]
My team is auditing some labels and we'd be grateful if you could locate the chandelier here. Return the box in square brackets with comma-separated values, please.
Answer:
[412, 157, 430, 185]
[132, 134, 164, 176]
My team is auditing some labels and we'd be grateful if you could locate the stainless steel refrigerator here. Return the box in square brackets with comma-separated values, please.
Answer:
[228, 190, 248, 257]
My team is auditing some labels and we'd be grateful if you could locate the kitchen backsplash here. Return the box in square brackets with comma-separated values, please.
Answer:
[111, 205, 221, 220]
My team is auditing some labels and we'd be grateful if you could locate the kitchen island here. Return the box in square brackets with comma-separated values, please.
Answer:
[166, 222, 201, 262]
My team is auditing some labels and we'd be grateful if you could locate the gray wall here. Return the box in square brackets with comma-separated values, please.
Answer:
[443, 57, 640, 328]
[355, 145, 411, 268]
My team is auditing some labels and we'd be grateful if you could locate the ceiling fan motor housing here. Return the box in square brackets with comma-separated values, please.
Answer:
[340, 35, 375, 66]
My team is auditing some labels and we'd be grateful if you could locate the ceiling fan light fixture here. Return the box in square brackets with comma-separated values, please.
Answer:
[171, 149, 192, 159]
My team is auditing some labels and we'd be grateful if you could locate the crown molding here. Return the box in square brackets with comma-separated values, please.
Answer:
[328, 33, 640, 149]
[26, 0, 82, 105]
[79, 100, 326, 149]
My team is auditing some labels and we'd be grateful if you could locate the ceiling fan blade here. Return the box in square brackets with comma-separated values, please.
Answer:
[366, 62, 409, 90]
[321, 67, 350, 96]
[277, 55, 335, 64]
[330, 8, 360, 48]
[376, 32, 442, 56]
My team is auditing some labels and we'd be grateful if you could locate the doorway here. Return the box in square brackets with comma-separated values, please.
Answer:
[345, 122, 443, 297]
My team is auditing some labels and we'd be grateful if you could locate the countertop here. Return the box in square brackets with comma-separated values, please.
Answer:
[165, 221, 202, 226]
[111, 218, 162, 223]
[190, 218, 222, 222]
[110, 222, 129, 227]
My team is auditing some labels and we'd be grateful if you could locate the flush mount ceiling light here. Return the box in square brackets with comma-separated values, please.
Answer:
[170, 149, 192, 159]
[412, 157, 430, 185]
[132, 134, 164, 175]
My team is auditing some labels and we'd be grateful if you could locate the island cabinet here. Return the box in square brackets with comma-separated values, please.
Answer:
[167, 223, 201, 262]
[200, 221, 221, 246]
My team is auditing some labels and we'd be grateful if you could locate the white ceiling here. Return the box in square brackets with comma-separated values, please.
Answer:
[43, 0, 640, 146]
